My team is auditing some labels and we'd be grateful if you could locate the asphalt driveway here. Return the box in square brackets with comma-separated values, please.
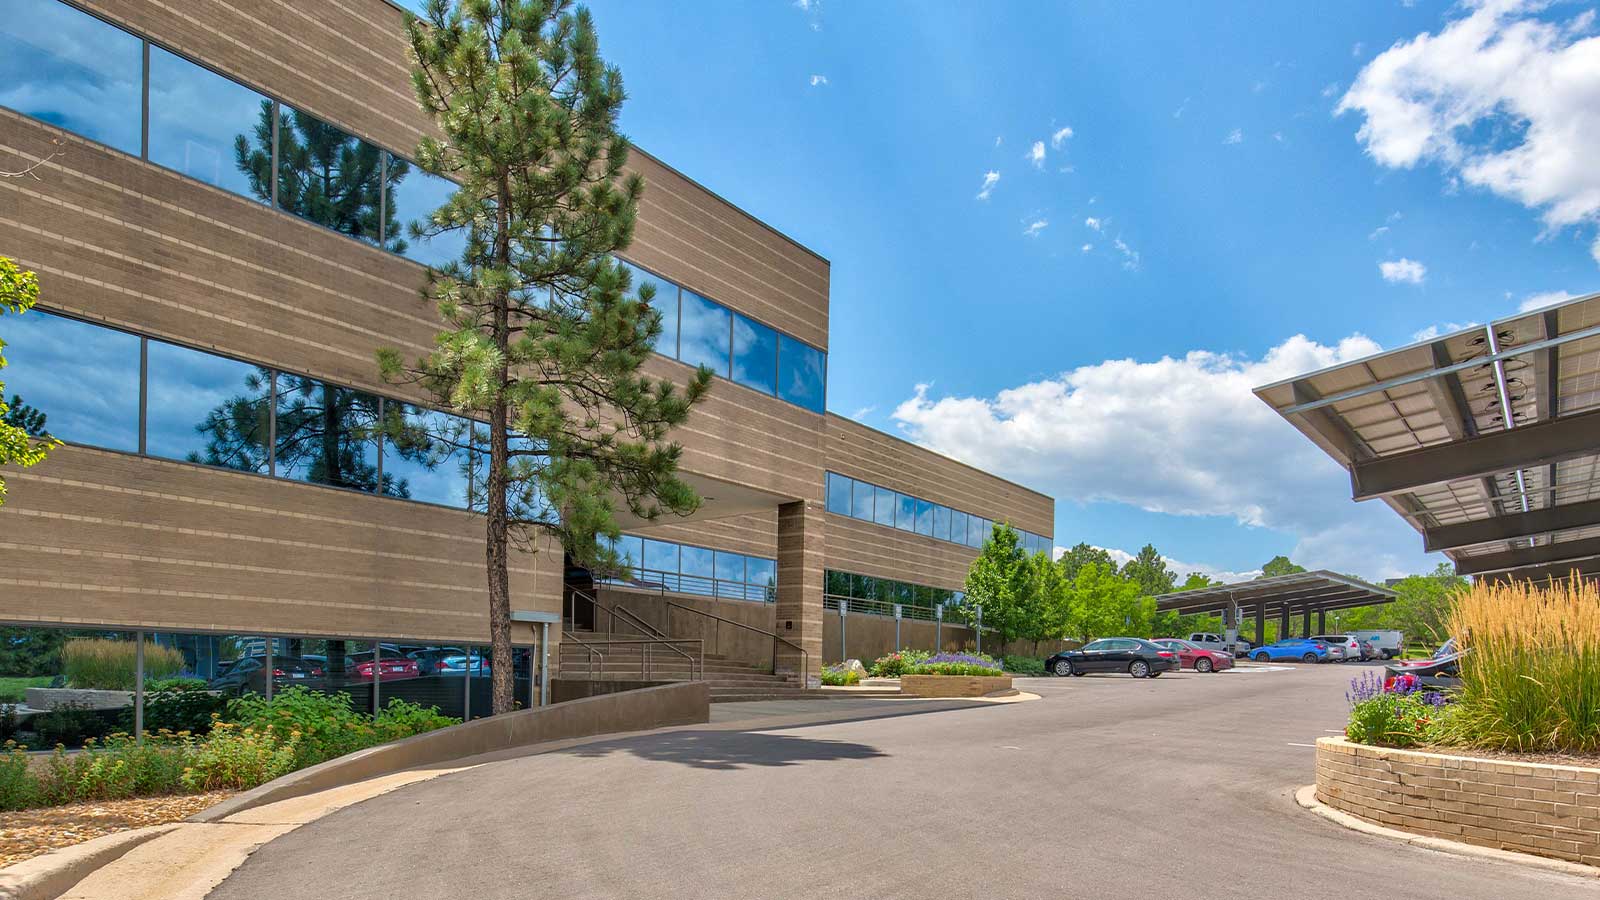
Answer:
[211, 662, 1597, 899]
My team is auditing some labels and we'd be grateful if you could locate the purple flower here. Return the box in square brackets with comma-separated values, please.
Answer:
[1346, 670, 1384, 705]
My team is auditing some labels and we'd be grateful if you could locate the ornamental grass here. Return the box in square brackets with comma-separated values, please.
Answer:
[1436, 576, 1600, 755]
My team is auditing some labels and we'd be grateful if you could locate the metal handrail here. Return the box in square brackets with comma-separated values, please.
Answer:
[568, 587, 702, 681]
[822, 593, 954, 623]
[564, 638, 703, 682]
[662, 598, 808, 685]
[561, 629, 605, 680]
[598, 565, 776, 604]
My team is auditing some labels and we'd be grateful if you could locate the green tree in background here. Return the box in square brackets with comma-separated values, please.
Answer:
[1020, 550, 1069, 654]
[960, 522, 1032, 651]
[1260, 555, 1307, 578]
[1058, 542, 1116, 581]
[383, 0, 710, 714]
[0, 258, 59, 506]
[1121, 543, 1177, 596]
[1064, 561, 1150, 642]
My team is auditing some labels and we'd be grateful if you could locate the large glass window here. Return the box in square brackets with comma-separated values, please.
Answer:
[851, 477, 874, 521]
[825, 472, 851, 516]
[677, 290, 729, 377]
[915, 498, 934, 536]
[268, 106, 389, 248]
[731, 313, 777, 395]
[619, 260, 678, 356]
[895, 493, 916, 532]
[380, 405, 474, 506]
[0, 311, 139, 452]
[679, 545, 714, 588]
[387, 157, 465, 268]
[611, 534, 643, 569]
[714, 551, 745, 585]
[145, 340, 271, 472]
[146, 46, 267, 199]
[873, 485, 895, 527]
[0, 0, 142, 156]
[777, 335, 826, 413]
[746, 557, 775, 594]
[642, 539, 678, 576]
[272, 375, 383, 493]
[933, 505, 951, 542]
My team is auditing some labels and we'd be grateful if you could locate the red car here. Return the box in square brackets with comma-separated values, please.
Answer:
[1152, 638, 1235, 673]
[353, 657, 419, 682]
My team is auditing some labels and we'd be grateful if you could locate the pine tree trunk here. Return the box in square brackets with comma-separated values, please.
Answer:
[487, 175, 515, 716]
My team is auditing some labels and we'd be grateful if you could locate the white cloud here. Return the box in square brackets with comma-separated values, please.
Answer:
[994, 135, 1003, 148]
[850, 405, 876, 420]
[1272, 131, 1286, 143]
[1023, 218, 1049, 237]
[1084, 216, 1102, 231]
[1322, 81, 1341, 98]
[808, 74, 828, 87]
[1027, 140, 1046, 168]
[1411, 320, 1477, 341]
[1224, 128, 1244, 145]
[1114, 237, 1141, 271]
[793, 0, 822, 30]
[1367, 225, 1390, 241]
[976, 170, 1000, 201]
[892, 333, 1431, 580]
[1352, 41, 1365, 57]
[1339, 1, 1600, 265]
[1173, 97, 1191, 119]
[1518, 289, 1577, 312]
[1379, 257, 1427, 284]
[1082, 546, 1262, 585]
[1080, 243, 1094, 253]
[1051, 126, 1073, 149]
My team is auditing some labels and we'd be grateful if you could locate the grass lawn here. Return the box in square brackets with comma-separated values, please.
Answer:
[0, 676, 55, 704]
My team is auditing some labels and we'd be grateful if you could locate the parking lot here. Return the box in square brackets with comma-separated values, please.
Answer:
[210, 658, 1595, 900]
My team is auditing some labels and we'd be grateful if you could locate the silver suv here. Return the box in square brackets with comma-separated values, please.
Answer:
[1186, 632, 1252, 658]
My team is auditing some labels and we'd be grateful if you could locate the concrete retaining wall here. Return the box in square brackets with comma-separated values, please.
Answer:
[195, 681, 709, 822]
[900, 674, 1013, 698]
[1315, 736, 1600, 867]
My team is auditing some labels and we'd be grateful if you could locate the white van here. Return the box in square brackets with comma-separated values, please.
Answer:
[1355, 631, 1404, 660]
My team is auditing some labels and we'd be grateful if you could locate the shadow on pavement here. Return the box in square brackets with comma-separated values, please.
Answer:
[563, 729, 888, 770]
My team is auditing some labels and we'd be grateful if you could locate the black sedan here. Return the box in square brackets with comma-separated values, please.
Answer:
[1046, 638, 1179, 678]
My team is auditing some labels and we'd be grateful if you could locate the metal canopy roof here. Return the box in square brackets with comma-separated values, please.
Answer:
[1154, 570, 1396, 616]
[1254, 292, 1600, 579]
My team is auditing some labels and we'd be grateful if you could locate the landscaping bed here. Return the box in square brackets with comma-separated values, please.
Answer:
[0, 790, 233, 868]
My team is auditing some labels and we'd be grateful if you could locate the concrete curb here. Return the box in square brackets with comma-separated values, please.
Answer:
[0, 824, 182, 900]
[1293, 785, 1600, 880]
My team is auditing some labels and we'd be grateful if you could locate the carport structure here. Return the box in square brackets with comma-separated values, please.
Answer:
[1254, 293, 1600, 582]
[1155, 571, 1396, 647]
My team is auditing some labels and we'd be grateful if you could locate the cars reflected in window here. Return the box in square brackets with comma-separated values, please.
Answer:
[0, 0, 142, 156]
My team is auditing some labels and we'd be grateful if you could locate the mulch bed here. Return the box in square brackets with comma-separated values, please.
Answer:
[0, 791, 234, 869]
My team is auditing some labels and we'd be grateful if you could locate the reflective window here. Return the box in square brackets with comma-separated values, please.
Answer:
[825, 472, 851, 516]
[677, 290, 729, 376]
[1, 311, 139, 452]
[147, 46, 267, 200]
[895, 493, 916, 532]
[271, 106, 388, 248]
[915, 498, 934, 536]
[851, 477, 874, 521]
[950, 510, 967, 546]
[381, 405, 474, 506]
[388, 157, 465, 268]
[612, 534, 643, 568]
[933, 505, 951, 542]
[714, 551, 745, 585]
[619, 260, 677, 355]
[679, 545, 714, 582]
[0, 0, 142, 156]
[642, 539, 678, 576]
[731, 313, 777, 395]
[746, 557, 775, 591]
[873, 485, 895, 527]
[272, 375, 383, 493]
[145, 341, 270, 472]
[777, 335, 825, 413]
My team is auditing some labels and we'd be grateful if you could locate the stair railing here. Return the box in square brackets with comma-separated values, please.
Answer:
[663, 599, 808, 684]
[568, 586, 703, 681]
[561, 629, 605, 680]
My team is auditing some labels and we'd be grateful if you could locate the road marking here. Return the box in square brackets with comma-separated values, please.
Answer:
[1229, 666, 1294, 673]
[1286, 742, 1316, 748]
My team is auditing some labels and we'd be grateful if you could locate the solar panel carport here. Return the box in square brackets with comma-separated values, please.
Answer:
[1154, 570, 1396, 648]
[1254, 292, 1600, 583]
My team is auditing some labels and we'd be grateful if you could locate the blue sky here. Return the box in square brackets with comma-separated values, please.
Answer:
[586, 0, 1600, 582]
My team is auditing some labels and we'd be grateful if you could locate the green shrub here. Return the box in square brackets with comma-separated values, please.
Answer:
[33, 703, 119, 748]
[0, 743, 39, 811]
[820, 664, 861, 686]
[181, 722, 299, 792]
[222, 687, 376, 769]
[126, 687, 227, 737]
[0, 704, 18, 743]
[1002, 655, 1045, 676]
[375, 699, 459, 741]
[1345, 692, 1450, 748]
[868, 650, 930, 678]
[903, 652, 1004, 677]
[61, 639, 183, 691]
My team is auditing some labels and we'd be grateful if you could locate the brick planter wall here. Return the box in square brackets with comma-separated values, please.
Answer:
[900, 674, 1012, 698]
[1315, 736, 1600, 867]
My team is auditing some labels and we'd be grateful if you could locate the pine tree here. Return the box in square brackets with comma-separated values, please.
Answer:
[0, 257, 59, 506]
[382, 0, 710, 713]
[1120, 543, 1177, 596]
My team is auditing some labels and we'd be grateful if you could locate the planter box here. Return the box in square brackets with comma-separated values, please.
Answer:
[900, 674, 1012, 698]
[1315, 736, 1600, 867]
[24, 687, 133, 711]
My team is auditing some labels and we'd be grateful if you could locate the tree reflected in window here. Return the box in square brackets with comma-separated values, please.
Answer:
[273, 376, 389, 495]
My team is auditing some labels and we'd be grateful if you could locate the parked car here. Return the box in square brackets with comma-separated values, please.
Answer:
[408, 647, 470, 675]
[437, 653, 491, 676]
[207, 655, 325, 695]
[353, 656, 420, 682]
[1046, 638, 1179, 678]
[1310, 634, 1362, 661]
[1151, 638, 1234, 673]
[1353, 630, 1405, 660]
[1186, 632, 1252, 658]
[1249, 638, 1331, 664]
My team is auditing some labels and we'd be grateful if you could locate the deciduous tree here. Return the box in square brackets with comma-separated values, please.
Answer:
[0, 258, 59, 506]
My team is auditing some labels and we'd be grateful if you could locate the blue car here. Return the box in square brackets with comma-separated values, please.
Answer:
[1250, 638, 1330, 664]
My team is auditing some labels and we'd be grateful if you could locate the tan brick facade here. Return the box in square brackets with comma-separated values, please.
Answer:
[1315, 737, 1600, 867]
